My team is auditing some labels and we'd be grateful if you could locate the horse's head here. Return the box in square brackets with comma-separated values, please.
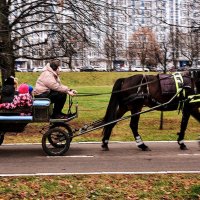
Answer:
[189, 69, 200, 93]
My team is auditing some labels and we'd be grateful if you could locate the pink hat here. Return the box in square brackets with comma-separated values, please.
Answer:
[18, 84, 29, 94]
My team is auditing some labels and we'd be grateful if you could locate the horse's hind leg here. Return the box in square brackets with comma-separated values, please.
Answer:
[102, 107, 127, 151]
[102, 125, 114, 151]
[177, 106, 191, 150]
[130, 108, 151, 151]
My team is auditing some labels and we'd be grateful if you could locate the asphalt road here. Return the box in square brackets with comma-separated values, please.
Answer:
[0, 141, 199, 176]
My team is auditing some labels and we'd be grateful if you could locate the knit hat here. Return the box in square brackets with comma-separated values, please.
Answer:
[4, 76, 15, 85]
[50, 60, 60, 71]
[18, 84, 29, 94]
[28, 85, 33, 93]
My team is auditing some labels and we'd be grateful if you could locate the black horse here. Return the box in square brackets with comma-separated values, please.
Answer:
[101, 70, 200, 151]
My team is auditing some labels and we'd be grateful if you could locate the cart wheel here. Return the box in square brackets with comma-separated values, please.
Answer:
[42, 127, 70, 156]
[0, 133, 4, 145]
[50, 123, 73, 144]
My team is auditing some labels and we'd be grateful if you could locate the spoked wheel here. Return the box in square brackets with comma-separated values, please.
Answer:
[0, 133, 5, 145]
[42, 127, 71, 156]
[49, 123, 73, 145]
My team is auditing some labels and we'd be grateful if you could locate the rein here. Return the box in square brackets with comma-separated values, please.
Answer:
[76, 92, 112, 96]
[76, 76, 158, 97]
[76, 72, 196, 98]
[76, 74, 175, 97]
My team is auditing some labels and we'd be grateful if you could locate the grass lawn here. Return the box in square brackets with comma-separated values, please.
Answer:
[0, 174, 200, 199]
[0, 71, 199, 199]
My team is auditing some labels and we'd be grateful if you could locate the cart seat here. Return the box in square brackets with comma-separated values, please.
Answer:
[33, 99, 51, 107]
[0, 115, 33, 121]
[32, 98, 52, 122]
[0, 98, 51, 123]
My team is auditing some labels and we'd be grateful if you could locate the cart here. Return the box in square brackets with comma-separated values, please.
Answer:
[0, 98, 78, 156]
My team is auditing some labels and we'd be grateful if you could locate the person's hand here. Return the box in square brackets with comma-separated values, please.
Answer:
[71, 89, 77, 94]
[68, 89, 77, 96]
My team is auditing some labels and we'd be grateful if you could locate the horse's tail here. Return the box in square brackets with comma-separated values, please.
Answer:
[103, 78, 124, 123]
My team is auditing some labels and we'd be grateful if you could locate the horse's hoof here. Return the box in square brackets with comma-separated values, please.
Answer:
[101, 143, 109, 151]
[102, 147, 109, 151]
[180, 144, 188, 150]
[142, 147, 151, 151]
[138, 144, 151, 151]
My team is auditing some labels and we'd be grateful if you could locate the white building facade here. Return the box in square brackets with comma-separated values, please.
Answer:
[13, 0, 200, 70]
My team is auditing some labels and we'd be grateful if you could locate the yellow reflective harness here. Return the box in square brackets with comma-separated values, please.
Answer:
[187, 94, 200, 104]
[173, 72, 185, 97]
[187, 94, 200, 113]
[172, 72, 200, 112]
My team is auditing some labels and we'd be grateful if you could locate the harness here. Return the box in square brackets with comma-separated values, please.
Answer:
[187, 94, 200, 104]
[173, 72, 185, 97]
[122, 74, 149, 104]
[137, 74, 149, 94]
[172, 72, 200, 111]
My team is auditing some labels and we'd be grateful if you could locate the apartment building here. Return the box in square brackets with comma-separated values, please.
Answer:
[127, 0, 199, 68]
[13, 0, 199, 70]
[88, 0, 198, 67]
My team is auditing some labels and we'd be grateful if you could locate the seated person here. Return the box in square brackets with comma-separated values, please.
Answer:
[0, 83, 33, 111]
[33, 60, 77, 119]
[1, 76, 18, 103]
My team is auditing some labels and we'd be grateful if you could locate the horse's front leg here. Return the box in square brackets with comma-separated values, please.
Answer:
[177, 106, 191, 150]
[130, 109, 151, 151]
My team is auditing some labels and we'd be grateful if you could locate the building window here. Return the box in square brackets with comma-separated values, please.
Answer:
[144, 2, 151, 9]
[144, 10, 150, 17]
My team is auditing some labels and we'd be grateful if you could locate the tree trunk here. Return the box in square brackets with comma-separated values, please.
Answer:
[159, 111, 164, 130]
[69, 56, 72, 69]
[0, 0, 15, 84]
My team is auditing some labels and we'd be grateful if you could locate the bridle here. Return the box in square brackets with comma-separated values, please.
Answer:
[189, 69, 200, 94]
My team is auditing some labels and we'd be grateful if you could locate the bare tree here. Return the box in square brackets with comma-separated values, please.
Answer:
[104, 35, 116, 71]
[0, 0, 116, 81]
[104, 32, 125, 71]
[155, 27, 181, 73]
[178, 29, 200, 67]
[129, 27, 162, 68]
[156, 39, 170, 73]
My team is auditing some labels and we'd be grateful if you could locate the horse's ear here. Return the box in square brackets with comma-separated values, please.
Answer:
[189, 70, 194, 78]
[189, 69, 200, 79]
[197, 70, 200, 78]
[193, 69, 200, 78]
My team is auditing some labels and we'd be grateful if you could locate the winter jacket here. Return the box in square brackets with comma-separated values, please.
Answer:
[33, 63, 69, 96]
[1, 85, 16, 103]
[0, 93, 33, 109]
[1, 76, 18, 103]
